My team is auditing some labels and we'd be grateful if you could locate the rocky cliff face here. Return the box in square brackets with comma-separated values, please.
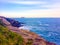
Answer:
[0, 16, 56, 45]
[0, 16, 24, 27]
[5, 18, 24, 27]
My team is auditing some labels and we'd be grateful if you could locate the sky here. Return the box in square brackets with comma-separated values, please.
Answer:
[0, 0, 60, 18]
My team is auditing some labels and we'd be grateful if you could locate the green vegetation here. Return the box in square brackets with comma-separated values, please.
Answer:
[26, 39, 33, 45]
[0, 22, 24, 45]
[0, 20, 33, 45]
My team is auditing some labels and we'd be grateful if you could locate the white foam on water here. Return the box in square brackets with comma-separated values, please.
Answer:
[44, 24, 49, 26]
[47, 33, 51, 37]
[19, 26, 32, 31]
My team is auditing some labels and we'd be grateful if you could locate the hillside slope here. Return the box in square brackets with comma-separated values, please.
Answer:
[0, 16, 56, 45]
[0, 23, 24, 45]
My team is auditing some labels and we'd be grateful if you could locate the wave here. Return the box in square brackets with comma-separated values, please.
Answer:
[19, 25, 32, 31]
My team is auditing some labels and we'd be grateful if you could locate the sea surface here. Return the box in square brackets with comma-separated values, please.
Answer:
[13, 18, 60, 45]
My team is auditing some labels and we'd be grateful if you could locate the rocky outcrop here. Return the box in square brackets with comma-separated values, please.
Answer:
[0, 16, 24, 27]
[0, 16, 56, 45]
[5, 18, 24, 27]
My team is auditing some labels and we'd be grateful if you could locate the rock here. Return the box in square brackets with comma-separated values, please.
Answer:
[0, 16, 24, 27]
[5, 18, 24, 27]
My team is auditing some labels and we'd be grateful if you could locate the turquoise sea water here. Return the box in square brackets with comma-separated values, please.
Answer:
[13, 18, 60, 45]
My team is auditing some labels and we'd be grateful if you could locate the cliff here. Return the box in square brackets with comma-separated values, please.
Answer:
[0, 16, 56, 45]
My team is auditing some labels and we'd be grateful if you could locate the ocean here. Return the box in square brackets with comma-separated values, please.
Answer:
[13, 18, 60, 45]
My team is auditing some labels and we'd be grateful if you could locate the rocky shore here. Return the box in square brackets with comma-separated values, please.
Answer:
[0, 16, 56, 45]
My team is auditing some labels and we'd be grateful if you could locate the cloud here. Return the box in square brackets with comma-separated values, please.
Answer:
[9, 1, 47, 5]
[41, 3, 60, 9]
[0, 0, 47, 5]
[0, 0, 60, 18]
[52, 0, 60, 2]
[1, 9, 60, 18]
